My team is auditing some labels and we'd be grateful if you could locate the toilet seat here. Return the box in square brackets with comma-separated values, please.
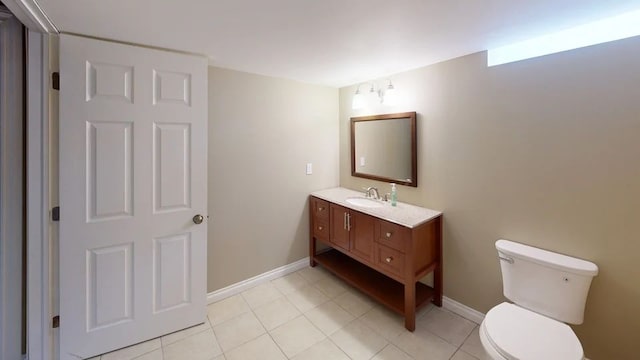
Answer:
[481, 302, 584, 360]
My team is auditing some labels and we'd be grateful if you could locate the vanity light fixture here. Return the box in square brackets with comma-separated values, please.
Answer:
[351, 79, 398, 109]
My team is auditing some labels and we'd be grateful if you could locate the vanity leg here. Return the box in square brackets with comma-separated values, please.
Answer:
[310, 237, 317, 267]
[433, 216, 443, 307]
[433, 265, 442, 306]
[309, 198, 317, 267]
[404, 282, 416, 331]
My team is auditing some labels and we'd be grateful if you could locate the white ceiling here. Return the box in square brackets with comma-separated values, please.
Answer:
[37, 0, 640, 87]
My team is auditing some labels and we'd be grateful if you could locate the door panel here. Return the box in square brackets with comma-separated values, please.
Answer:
[153, 233, 191, 312]
[59, 34, 207, 359]
[87, 243, 133, 330]
[87, 121, 133, 221]
[86, 62, 133, 102]
[153, 70, 191, 105]
[153, 123, 191, 212]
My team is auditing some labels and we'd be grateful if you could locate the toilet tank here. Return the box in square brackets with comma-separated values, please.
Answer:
[496, 239, 598, 324]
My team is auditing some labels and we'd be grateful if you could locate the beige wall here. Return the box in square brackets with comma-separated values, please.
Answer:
[208, 67, 339, 291]
[339, 37, 640, 359]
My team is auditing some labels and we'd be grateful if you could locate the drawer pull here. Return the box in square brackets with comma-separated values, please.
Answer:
[318, 207, 324, 212]
[385, 232, 392, 238]
[318, 226, 323, 231]
[385, 256, 393, 263]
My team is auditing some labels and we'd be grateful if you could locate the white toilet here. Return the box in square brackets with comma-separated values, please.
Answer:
[480, 239, 598, 360]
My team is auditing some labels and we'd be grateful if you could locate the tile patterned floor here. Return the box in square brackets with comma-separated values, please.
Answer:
[89, 266, 492, 360]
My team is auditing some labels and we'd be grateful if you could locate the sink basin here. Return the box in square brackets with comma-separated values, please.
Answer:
[345, 197, 384, 208]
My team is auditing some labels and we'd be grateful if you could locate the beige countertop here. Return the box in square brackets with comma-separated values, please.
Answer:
[310, 187, 442, 228]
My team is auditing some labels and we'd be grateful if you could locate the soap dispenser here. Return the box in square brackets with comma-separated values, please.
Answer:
[390, 183, 397, 207]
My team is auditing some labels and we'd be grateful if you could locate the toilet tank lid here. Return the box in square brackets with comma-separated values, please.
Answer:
[496, 239, 598, 276]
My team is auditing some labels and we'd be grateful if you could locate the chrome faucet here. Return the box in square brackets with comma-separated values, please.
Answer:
[365, 187, 380, 200]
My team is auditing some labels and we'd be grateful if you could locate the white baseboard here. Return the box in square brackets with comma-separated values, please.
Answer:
[207, 257, 309, 304]
[442, 296, 485, 325]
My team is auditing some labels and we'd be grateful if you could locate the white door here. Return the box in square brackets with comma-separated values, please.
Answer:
[59, 34, 208, 359]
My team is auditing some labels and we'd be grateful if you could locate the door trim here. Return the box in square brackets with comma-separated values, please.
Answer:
[0, 12, 25, 360]
[26, 29, 53, 360]
[1, 0, 58, 33]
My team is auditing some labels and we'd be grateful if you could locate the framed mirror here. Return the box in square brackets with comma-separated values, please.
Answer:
[351, 112, 417, 187]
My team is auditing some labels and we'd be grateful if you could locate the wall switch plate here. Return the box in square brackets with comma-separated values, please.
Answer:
[360, 157, 366, 167]
[306, 163, 313, 175]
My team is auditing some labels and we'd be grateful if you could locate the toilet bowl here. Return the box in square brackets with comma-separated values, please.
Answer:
[480, 240, 598, 360]
[480, 303, 583, 360]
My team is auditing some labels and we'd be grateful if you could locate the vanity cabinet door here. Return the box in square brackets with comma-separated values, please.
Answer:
[329, 204, 350, 251]
[350, 211, 375, 263]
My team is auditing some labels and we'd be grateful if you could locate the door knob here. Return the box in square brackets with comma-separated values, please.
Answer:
[192, 214, 204, 224]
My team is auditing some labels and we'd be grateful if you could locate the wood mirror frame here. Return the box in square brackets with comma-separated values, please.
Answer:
[350, 111, 417, 187]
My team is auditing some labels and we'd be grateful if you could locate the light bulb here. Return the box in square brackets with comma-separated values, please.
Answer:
[352, 89, 365, 110]
[383, 83, 398, 106]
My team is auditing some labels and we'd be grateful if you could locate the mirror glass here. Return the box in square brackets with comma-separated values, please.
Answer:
[351, 112, 417, 187]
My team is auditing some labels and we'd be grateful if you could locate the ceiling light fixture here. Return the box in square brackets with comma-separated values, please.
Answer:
[351, 80, 398, 109]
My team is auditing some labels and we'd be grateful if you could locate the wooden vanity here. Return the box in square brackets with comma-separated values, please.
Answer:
[309, 187, 443, 331]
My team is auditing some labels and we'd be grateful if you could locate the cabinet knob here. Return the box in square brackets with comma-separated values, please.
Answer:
[385, 232, 392, 238]
[385, 256, 393, 263]
[318, 226, 323, 231]
[318, 207, 324, 211]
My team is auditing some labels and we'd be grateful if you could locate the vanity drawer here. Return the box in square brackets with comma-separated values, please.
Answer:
[313, 219, 329, 243]
[375, 244, 405, 279]
[311, 197, 329, 220]
[377, 220, 409, 253]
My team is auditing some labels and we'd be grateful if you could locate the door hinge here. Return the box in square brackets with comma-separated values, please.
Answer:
[52, 206, 60, 221]
[52, 72, 60, 90]
[52, 315, 60, 328]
